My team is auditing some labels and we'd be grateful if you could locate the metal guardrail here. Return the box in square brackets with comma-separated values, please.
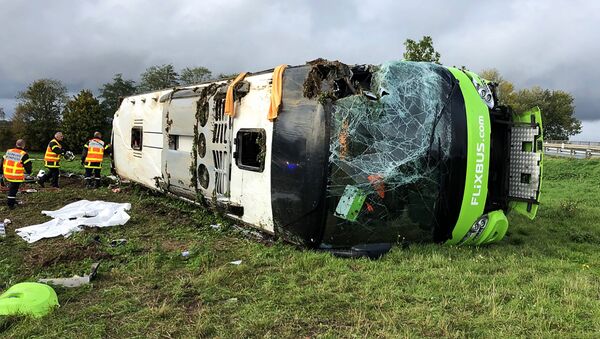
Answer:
[546, 140, 600, 147]
[544, 142, 600, 158]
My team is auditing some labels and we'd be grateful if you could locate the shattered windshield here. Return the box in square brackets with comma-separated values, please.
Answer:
[323, 61, 460, 246]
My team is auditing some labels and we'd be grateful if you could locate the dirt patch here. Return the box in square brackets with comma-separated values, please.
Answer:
[303, 58, 353, 99]
[23, 240, 112, 270]
[57, 174, 89, 188]
[158, 239, 190, 252]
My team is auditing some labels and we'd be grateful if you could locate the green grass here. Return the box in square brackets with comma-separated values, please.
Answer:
[27, 152, 112, 177]
[0, 157, 599, 338]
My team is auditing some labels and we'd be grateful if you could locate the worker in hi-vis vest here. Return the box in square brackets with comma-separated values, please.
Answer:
[81, 131, 111, 188]
[1, 139, 33, 209]
[38, 132, 66, 188]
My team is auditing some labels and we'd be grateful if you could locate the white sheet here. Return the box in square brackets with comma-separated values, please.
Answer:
[15, 200, 131, 243]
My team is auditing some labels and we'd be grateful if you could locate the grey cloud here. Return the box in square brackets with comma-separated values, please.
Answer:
[0, 0, 598, 125]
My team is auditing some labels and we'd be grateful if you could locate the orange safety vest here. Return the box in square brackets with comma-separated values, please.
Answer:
[2, 148, 26, 182]
[44, 139, 62, 168]
[84, 138, 105, 169]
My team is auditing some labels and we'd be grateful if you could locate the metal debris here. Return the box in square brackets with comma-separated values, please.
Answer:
[109, 238, 127, 247]
[39, 263, 100, 288]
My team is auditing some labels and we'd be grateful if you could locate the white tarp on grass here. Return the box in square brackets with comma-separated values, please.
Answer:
[15, 200, 131, 243]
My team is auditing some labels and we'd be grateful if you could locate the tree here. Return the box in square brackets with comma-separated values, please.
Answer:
[61, 90, 105, 151]
[477, 69, 581, 140]
[12, 79, 68, 151]
[510, 87, 581, 140]
[99, 73, 136, 132]
[137, 64, 179, 92]
[479, 68, 516, 105]
[403, 36, 441, 64]
[180, 66, 212, 85]
[0, 106, 12, 150]
[217, 73, 239, 80]
[0, 120, 13, 150]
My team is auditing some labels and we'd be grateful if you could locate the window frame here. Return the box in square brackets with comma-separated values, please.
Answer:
[131, 126, 143, 150]
[235, 128, 266, 173]
[168, 135, 179, 150]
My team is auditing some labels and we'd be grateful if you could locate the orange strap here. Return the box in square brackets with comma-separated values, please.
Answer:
[267, 64, 288, 120]
[224, 72, 248, 117]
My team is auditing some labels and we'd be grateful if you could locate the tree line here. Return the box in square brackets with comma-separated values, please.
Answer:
[0, 42, 582, 151]
[403, 36, 581, 140]
[0, 65, 232, 151]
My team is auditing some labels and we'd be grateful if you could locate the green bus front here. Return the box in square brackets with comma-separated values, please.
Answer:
[269, 60, 543, 249]
[318, 62, 543, 247]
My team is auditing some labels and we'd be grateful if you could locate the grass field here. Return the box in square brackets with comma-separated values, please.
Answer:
[26, 152, 113, 177]
[0, 157, 599, 338]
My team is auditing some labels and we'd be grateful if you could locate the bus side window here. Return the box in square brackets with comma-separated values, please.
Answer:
[235, 129, 266, 172]
[168, 135, 179, 150]
[131, 127, 143, 150]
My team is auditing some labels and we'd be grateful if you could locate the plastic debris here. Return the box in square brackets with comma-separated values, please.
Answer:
[111, 188, 121, 193]
[229, 260, 242, 265]
[109, 238, 127, 247]
[210, 223, 221, 230]
[36, 169, 46, 179]
[63, 151, 75, 161]
[181, 250, 190, 257]
[0, 282, 59, 318]
[39, 263, 100, 288]
[0, 222, 5, 238]
[15, 200, 131, 243]
[225, 297, 238, 303]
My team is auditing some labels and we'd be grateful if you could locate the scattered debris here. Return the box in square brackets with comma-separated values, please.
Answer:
[109, 238, 127, 247]
[63, 151, 76, 161]
[61, 171, 84, 179]
[106, 175, 119, 182]
[3, 218, 10, 224]
[232, 224, 264, 240]
[15, 200, 132, 243]
[0, 221, 5, 238]
[225, 297, 238, 303]
[24, 188, 38, 193]
[111, 188, 121, 193]
[181, 250, 190, 258]
[210, 223, 221, 230]
[39, 263, 100, 288]
[229, 260, 242, 265]
[0, 282, 59, 317]
[36, 169, 46, 179]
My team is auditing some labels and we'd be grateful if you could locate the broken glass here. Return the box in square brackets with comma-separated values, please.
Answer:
[323, 61, 460, 246]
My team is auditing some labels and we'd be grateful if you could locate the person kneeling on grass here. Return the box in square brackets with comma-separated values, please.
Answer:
[81, 131, 111, 189]
[1, 139, 33, 209]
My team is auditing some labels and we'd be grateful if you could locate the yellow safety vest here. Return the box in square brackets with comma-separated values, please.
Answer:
[44, 139, 62, 168]
[2, 148, 26, 182]
[84, 138, 105, 169]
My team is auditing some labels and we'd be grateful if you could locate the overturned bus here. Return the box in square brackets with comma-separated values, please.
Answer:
[112, 60, 543, 249]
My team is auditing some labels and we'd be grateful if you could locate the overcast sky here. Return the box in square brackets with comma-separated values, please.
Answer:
[1, 0, 598, 139]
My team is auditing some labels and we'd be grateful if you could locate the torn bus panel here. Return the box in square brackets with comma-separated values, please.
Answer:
[113, 59, 543, 250]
